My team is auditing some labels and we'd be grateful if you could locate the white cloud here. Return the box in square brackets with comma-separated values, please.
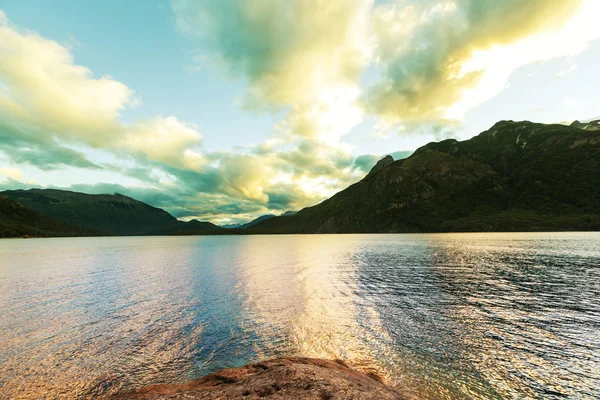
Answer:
[171, 0, 372, 144]
[120, 117, 205, 170]
[0, 18, 133, 144]
[446, 1, 600, 120]
[366, 0, 600, 124]
[556, 63, 577, 78]
[0, 14, 207, 170]
[0, 167, 22, 180]
[564, 97, 577, 107]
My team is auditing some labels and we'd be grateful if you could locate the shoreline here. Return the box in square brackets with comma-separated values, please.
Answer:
[3, 230, 599, 240]
[113, 357, 408, 399]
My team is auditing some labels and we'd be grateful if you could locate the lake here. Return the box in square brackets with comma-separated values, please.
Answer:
[0, 233, 599, 399]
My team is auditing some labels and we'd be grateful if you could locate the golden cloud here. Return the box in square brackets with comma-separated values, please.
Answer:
[366, 0, 600, 123]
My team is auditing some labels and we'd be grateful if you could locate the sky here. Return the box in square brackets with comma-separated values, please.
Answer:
[1, 0, 599, 225]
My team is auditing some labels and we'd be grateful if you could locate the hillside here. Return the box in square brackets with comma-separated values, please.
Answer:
[1, 189, 222, 236]
[0, 195, 101, 238]
[247, 120, 600, 233]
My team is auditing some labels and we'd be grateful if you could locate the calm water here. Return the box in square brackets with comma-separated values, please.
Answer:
[0, 233, 599, 399]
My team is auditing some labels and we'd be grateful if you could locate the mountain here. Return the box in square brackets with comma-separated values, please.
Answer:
[166, 219, 224, 235]
[223, 211, 297, 229]
[1, 189, 222, 236]
[570, 119, 600, 131]
[0, 194, 101, 238]
[366, 155, 394, 178]
[247, 120, 600, 233]
[222, 214, 275, 229]
[237, 214, 276, 229]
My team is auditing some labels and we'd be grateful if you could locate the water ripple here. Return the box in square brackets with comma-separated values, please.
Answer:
[0, 233, 598, 399]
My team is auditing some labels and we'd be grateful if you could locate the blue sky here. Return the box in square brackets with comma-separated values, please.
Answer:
[1, 0, 281, 150]
[1, 0, 599, 224]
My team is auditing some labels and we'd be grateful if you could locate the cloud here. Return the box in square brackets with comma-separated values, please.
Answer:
[556, 63, 577, 78]
[164, 0, 387, 217]
[564, 97, 577, 107]
[0, 16, 133, 144]
[172, 0, 600, 140]
[0, 119, 101, 170]
[171, 0, 372, 144]
[119, 116, 205, 170]
[0, 167, 22, 180]
[0, 14, 206, 171]
[365, 0, 600, 123]
[3, 1, 599, 223]
[156, 135, 366, 214]
[172, 0, 371, 107]
[0, 9, 376, 222]
[168, 0, 600, 221]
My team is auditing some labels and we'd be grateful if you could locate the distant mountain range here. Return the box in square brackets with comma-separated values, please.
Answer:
[1, 189, 222, 236]
[246, 120, 600, 233]
[222, 214, 276, 229]
[1, 120, 598, 237]
[223, 211, 297, 229]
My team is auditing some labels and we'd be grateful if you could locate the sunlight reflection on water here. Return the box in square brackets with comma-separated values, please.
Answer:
[0, 233, 598, 399]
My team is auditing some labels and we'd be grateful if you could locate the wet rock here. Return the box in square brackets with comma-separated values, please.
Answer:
[114, 357, 408, 399]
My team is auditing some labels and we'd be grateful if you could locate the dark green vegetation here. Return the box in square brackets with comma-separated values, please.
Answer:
[0, 195, 100, 238]
[248, 120, 600, 233]
[1, 189, 222, 237]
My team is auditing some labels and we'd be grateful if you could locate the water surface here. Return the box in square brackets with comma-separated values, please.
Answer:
[0, 233, 599, 399]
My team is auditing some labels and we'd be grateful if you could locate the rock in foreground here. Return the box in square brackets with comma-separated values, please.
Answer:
[115, 357, 407, 399]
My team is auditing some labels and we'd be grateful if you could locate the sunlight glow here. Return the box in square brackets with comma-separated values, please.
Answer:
[445, 0, 600, 120]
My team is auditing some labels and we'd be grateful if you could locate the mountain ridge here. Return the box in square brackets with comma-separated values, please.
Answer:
[1, 189, 222, 236]
[245, 120, 600, 233]
[2, 120, 598, 237]
[222, 211, 298, 229]
[0, 194, 102, 238]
